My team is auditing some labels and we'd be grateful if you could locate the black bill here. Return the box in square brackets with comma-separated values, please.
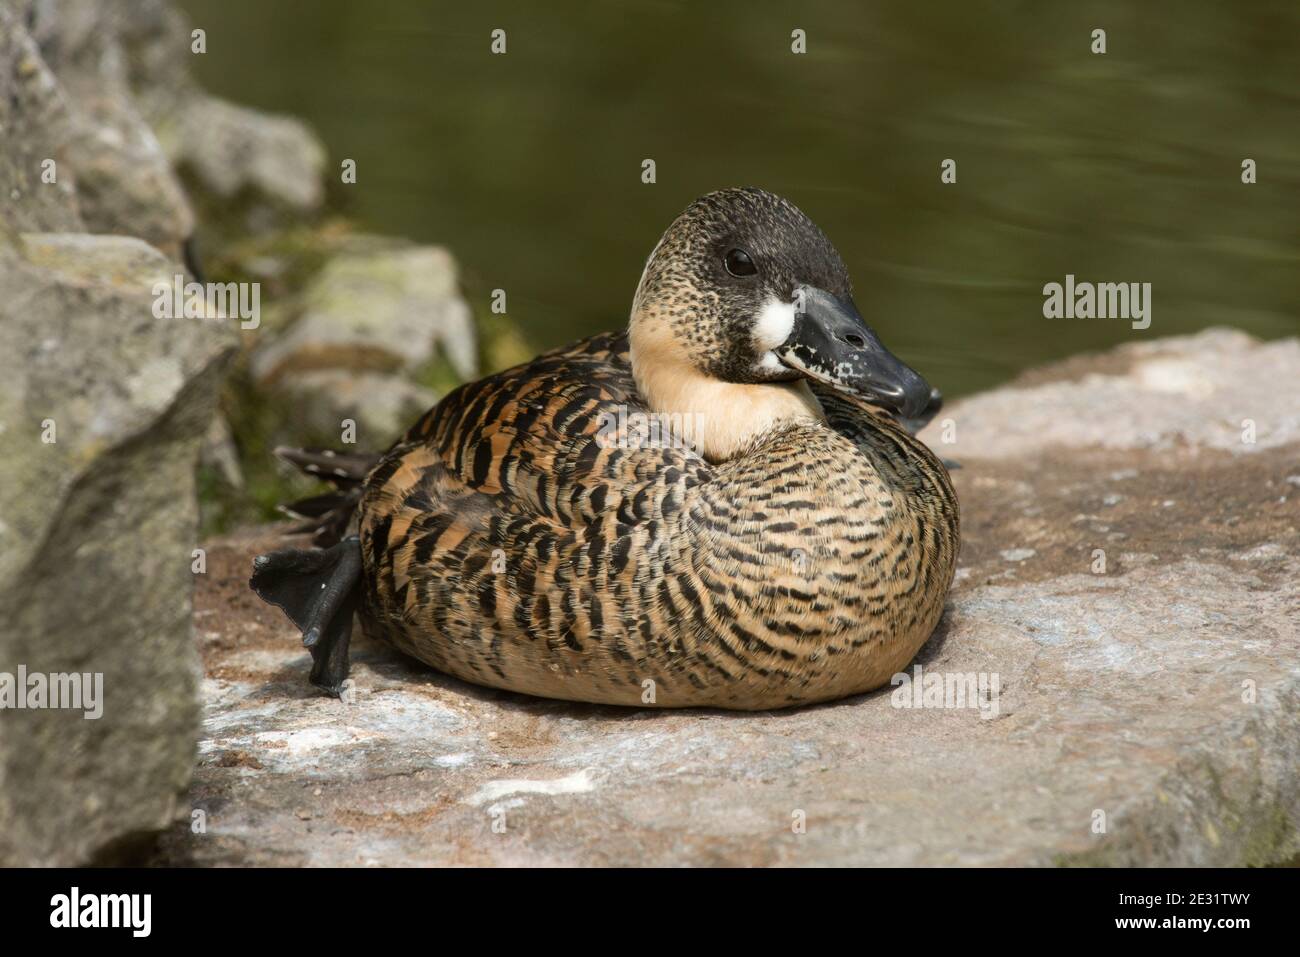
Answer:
[775, 284, 935, 421]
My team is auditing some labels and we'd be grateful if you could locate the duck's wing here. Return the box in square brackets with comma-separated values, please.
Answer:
[405, 330, 712, 522]
[354, 331, 721, 687]
[258, 332, 715, 698]
[810, 382, 960, 480]
[366, 331, 712, 541]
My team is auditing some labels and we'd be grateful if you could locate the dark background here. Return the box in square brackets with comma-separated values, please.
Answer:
[181, 0, 1299, 397]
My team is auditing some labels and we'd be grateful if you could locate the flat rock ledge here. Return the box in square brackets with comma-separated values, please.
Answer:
[155, 329, 1299, 867]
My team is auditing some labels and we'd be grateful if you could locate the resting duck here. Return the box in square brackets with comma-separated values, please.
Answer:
[252, 188, 959, 710]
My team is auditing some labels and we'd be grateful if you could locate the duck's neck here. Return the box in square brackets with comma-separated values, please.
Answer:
[629, 314, 826, 463]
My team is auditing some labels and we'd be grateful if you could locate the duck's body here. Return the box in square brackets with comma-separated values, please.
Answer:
[354, 331, 956, 709]
[253, 188, 959, 710]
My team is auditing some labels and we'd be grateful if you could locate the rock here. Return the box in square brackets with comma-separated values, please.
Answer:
[0, 0, 463, 864]
[8, 0, 326, 249]
[0, 232, 237, 864]
[275, 371, 437, 448]
[106, 0, 329, 229]
[251, 244, 477, 386]
[153, 330, 1298, 866]
[0, 3, 84, 233]
[243, 242, 474, 451]
[24, 0, 195, 259]
[164, 97, 326, 218]
[919, 328, 1300, 458]
[202, 223, 407, 319]
[200, 413, 244, 490]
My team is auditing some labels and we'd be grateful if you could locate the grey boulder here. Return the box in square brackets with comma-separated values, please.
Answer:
[0, 231, 237, 864]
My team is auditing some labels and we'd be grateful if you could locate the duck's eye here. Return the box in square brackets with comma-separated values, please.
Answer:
[723, 248, 757, 278]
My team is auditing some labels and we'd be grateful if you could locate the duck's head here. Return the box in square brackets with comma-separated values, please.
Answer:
[629, 187, 935, 461]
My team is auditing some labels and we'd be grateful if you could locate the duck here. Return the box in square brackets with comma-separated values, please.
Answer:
[251, 187, 960, 710]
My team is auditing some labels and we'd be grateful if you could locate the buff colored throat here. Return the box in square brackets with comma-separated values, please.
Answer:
[629, 308, 826, 462]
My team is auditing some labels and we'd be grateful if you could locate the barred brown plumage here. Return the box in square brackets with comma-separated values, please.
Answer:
[253, 188, 960, 709]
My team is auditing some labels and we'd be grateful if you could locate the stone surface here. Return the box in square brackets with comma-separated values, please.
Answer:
[0, 0, 471, 865]
[0, 232, 238, 865]
[275, 370, 438, 449]
[107, 0, 328, 230]
[918, 328, 1300, 458]
[154, 330, 1298, 867]
[0, 2, 85, 234]
[201, 413, 245, 490]
[131, 8, 329, 227]
[251, 244, 477, 386]
[24, 0, 196, 259]
[8, 0, 326, 252]
[164, 96, 326, 216]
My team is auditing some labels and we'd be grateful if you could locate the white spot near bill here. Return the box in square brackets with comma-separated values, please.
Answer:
[753, 298, 797, 351]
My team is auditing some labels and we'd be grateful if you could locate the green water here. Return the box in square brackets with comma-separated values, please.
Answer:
[181, 0, 1298, 397]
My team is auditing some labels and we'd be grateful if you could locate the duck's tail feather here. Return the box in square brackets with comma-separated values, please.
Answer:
[249, 536, 362, 696]
[274, 446, 378, 486]
[274, 446, 379, 547]
[277, 488, 362, 548]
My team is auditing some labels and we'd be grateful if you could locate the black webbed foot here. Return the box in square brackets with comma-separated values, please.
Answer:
[249, 536, 362, 696]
